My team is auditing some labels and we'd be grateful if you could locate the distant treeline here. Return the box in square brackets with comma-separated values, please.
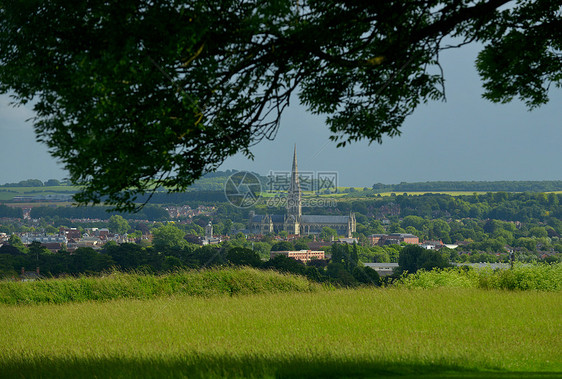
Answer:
[0, 171, 265, 194]
[21, 191, 562, 223]
[0, 205, 23, 218]
[0, 240, 380, 287]
[341, 192, 562, 222]
[371, 181, 562, 193]
[0, 179, 66, 187]
[7, 177, 562, 193]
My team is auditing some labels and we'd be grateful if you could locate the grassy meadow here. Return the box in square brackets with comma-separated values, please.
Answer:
[1, 269, 561, 378]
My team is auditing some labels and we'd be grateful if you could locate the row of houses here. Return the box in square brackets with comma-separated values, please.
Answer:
[165, 205, 216, 219]
[7, 229, 139, 252]
[368, 233, 419, 246]
[368, 233, 461, 250]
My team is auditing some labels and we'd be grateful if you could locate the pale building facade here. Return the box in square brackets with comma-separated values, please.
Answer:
[270, 250, 325, 263]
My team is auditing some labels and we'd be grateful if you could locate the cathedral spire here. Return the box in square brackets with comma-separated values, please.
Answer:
[287, 144, 301, 219]
[291, 144, 299, 190]
[292, 143, 298, 176]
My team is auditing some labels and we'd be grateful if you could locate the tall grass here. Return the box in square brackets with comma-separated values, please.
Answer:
[394, 263, 562, 291]
[0, 268, 319, 305]
[2, 263, 560, 306]
[0, 288, 560, 377]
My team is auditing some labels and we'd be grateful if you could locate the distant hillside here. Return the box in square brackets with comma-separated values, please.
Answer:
[185, 170, 268, 192]
[371, 181, 562, 193]
[0, 179, 69, 187]
[5, 177, 562, 200]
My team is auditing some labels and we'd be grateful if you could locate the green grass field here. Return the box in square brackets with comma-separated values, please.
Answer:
[0, 282, 560, 378]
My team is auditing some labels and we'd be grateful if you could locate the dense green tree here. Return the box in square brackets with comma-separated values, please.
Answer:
[194, 245, 225, 267]
[0, 205, 23, 218]
[108, 215, 130, 235]
[162, 256, 183, 271]
[514, 237, 537, 251]
[70, 247, 114, 273]
[326, 263, 356, 286]
[152, 224, 187, 251]
[547, 193, 559, 208]
[352, 266, 380, 286]
[0, 254, 19, 277]
[102, 242, 146, 270]
[8, 235, 27, 254]
[17, 179, 44, 187]
[263, 254, 305, 275]
[367, 220, 385, 235]
[226, 247, 262, 268]
[388, 223, 406, 234]
[384, 245, 402, 263]
[3, 1, 559, 210]
[398, 245, 450, 274]
[222, 219, 233, 236]
[0, 244, 22, 256]
[277, 231, 289, 239]
[493, 229, 514, 245]
[430, 219, 451, 240]
[44, 179, 61, 187]
[319, 227, 338, 242]
[362, 246, 390, 263]
[529, 227, 548, 239]
[294, 241, 309, 250]
[270, 241, 294, 252]
[401, 216, 427, 231]
[483, 219, 500, 234]
[28, 241, 50, 263]
[331, 243, 359, 272]
[184, 223, 204, 237]
[43, 225, 59, 235]
[234, 232, 247, 241]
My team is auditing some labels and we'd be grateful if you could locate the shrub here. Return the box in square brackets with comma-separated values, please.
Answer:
[394, 263, 562, 291]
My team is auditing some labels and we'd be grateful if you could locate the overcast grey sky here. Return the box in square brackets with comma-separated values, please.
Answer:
[1, 43, 561, 187]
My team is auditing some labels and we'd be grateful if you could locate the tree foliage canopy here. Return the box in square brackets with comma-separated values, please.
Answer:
[1, 0, 560, 211]
[398, 245, 450, 274]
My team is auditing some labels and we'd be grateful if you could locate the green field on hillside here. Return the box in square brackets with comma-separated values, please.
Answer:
[1, 184, 560, 203]
[0, 186, 78, 201]
[0, 185, 78, 193]
[1, 283, 560, 378]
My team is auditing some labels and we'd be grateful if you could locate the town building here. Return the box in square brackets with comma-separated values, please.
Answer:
[201, 221, 221, 245]
[421, 240, 445, 250]
[364, 262, 399, 277]
[369, 233, 419, 246]
[249, 146, 356, 237]
[270, 250, 325, 263]
[338, 237, 359, 244]
[20, 234, 68, 246]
